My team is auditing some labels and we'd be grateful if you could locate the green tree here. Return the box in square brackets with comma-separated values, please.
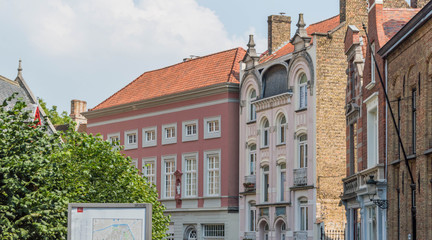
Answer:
[0, 95, 169, 239]
[38, 98, 70, 125]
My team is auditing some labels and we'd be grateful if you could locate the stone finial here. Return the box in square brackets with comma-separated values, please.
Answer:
[295, 13, 308, 38]
[247, 35, 258, 57]
[17, 59, 23, 78]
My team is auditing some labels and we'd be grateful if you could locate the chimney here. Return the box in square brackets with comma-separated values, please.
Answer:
[70, 99, 87, 127]
[268, 14, 291, 54]
[340, 0, 368, 25]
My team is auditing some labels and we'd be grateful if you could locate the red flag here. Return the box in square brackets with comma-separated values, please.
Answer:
[34, 106, 42, 126]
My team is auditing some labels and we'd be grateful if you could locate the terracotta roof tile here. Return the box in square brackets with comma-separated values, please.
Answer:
[93, 47, 246, 110]
[260, 15, 340, 63]
[381, 8, 420, 43]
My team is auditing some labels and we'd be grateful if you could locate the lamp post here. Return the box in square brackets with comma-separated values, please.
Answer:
[366, 175, 388, 209]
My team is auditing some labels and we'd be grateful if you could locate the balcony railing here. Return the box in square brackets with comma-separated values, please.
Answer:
[294, 168, 307, 186]
[294, 231, 308, 240]
[342, 164, 385, 197]
[244, 231, 256, 240]
[243, 175, 256, 192]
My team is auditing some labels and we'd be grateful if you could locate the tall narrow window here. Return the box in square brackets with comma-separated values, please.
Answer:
[184, 154, 197, 197]
[248, 144, 256, 175]
[278, 163, 286, 201]
[300, 198, 309, 231]
[299, 73, 308, 109]
[349, 124, 355, 175]
[412, 89, 416, 154]
[248, 201, 256, 232]
[367, 105, 378, 167]
[262, 119, 270, 148]
[367, 206, 377, 240]
[262, 166, 269, 202]
[163, 158, 176, 198]
[278, 115, 287, 144]
[298, 134, 308, 168]
[249, 89, 257, 121]
[206, 152, 220, 196]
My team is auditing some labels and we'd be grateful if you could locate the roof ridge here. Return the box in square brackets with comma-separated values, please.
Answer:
[92, 47, 245, 110]
[307, 14, 339, 27]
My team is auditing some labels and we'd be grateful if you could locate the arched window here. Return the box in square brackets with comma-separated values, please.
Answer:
[299, 73, 308, 109]
[248, 144, 257, 175]
[249, 89, 257, 122]
[262, 118, 270, 148]
[277, 114, 287, 144]
[275, 220, 287, 240]
[259, 221, 270, 240]
[299, 197, 309, 231]
[298, 134, 307, 168]
[184, 226, 197, 240]
[262, 165, 270, 202]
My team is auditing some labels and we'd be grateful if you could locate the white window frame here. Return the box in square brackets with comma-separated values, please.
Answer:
[366, 43, 376, 89]
[162, 123, 177, 145]
[299, 198, 309, 231]
[367, 206, 377, 240]
[248, 144, 257, 176]
[261, 119, 270, 148]
[247, 201, 256, 232]
[299, 73, 308, 109]
[298, 134, 308, 168]
[277, 115, 287, 145]
[162, 155, 176, 199]
[142, 157, 156, 185]
[365, 93, 378, 168]
[202, 224, 225, 238]
[182, 120, 198, 142]
[204, 116, 221, 139]
[107, 132, 120, 145]
[248, 89, 257, 122]
[142, 126, 157, 148]
[204, 150, 221, 196]
[277, 163, 286, 202]
[183, 153, 198, 198]
[124, 129, 138, 150]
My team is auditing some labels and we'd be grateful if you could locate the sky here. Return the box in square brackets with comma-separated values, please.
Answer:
[0, 0, 340, 113]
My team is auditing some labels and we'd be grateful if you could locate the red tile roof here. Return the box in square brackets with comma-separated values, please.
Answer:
[93, 47, 246, 110]
[260, 15, 340, 63]
[380, 8, 420, 43]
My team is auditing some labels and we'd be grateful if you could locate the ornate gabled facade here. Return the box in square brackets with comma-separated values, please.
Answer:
[238, 0, 369, 236]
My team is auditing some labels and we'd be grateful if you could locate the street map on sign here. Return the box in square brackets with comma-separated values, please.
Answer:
[92, 218, 143, 240]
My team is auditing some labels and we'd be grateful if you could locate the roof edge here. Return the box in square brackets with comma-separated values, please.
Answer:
[84, 82, 239, 119]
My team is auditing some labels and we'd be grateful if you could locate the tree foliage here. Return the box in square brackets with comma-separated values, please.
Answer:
[38, 98, 70, 125]
[0, 95, 169, 239]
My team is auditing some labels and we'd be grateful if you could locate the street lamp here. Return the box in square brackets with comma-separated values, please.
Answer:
[366, 175, 388, 209]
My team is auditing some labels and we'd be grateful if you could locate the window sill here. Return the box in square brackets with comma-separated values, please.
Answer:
[260, 146, 269, 150]
[424, 148, 432, 155]
[407, 154, 416, 160]
[295, 108, 307, 113]
[247, 120, 257, 125]
[124, 145, 138, 150]
[390, 159, 401, 165]
[365, 81, 376, 90]
[276, 143, 286, 147]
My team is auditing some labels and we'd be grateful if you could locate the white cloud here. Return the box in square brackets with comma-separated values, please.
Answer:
[3, 0, 243, 58]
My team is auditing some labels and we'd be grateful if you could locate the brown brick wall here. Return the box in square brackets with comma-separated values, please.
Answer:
[386, 16, 432, 240]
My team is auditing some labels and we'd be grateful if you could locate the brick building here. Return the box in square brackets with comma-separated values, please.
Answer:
[378, 1, 432, 239]
[237, 0, 370, 239]
[341, 0, 424, 239]
[84, 48, 245, 239]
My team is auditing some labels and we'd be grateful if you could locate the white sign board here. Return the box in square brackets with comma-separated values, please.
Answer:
[68, 203, 152, 240]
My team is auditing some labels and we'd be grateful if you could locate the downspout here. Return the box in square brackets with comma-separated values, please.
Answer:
[384, 58, 388, 240]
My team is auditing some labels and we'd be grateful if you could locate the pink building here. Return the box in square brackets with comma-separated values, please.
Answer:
[84, 48, 245, 239]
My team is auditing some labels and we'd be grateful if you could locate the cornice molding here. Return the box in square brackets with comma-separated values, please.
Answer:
[84, 82, 239, 119]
